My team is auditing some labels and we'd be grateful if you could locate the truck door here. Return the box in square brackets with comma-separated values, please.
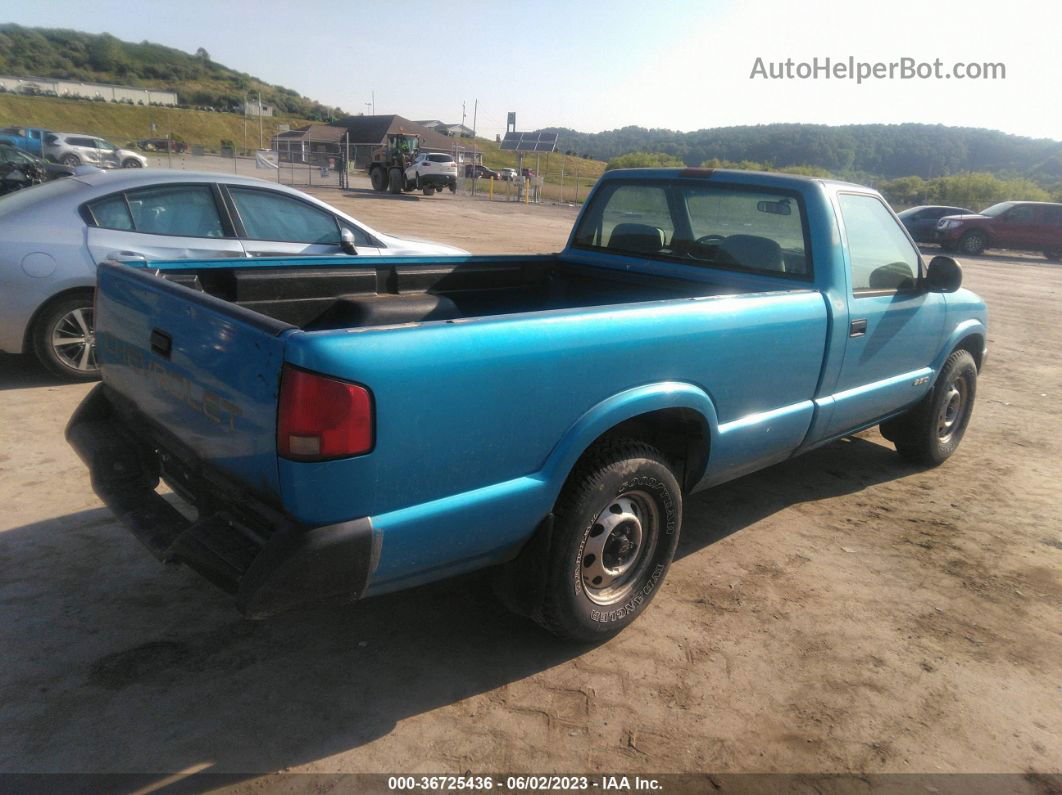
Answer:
[824, 192, 947, 437]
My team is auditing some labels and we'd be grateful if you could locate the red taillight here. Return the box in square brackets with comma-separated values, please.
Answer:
[277, 366, 373, 461]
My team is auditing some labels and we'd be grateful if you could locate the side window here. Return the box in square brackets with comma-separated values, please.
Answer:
[1006, 205, 1036, 224]
[124, 185, 224, 237]
[839, 194, 920, 293]
[228, 187, 340, 244]
[1043, 206, 1062, 226]
[69, 137, 95, 148]
[86, 195, 134, 231]
[86, 185, 224, 237]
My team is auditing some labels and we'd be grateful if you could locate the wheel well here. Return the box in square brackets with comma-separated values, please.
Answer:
[22, 286, 95, 352]
[954, 333, 984, 371]
[579, 408, 710, 493]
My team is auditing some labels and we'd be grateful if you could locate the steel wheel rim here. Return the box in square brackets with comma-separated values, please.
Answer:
[580, 489, 659, 605]
[963, 236, 982, 254]
[51, 307, 98, 373]
[936, 376, 967, 443]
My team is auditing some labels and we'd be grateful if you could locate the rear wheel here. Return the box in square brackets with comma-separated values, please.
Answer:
[370, 167, 386, 192]
[959, 231, 987, 256]
[423, 185, 435, 196]
[62, 154, 80, 166]
[388, 168, 403, 194]
[880, 349, 977, 466]
[32, 293, 100, 381]
[535, 439, 682, 642]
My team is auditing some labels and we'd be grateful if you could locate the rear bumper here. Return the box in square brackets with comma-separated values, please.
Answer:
[419, 173, 457, 187]
[66, 384, 377, 617]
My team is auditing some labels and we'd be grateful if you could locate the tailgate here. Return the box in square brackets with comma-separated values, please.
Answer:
[93, 260, 291, 500]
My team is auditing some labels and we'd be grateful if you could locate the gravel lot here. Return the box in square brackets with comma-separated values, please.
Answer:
[1, 189, 1060, 787]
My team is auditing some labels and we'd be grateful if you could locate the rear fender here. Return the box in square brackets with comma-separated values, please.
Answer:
[537, 381, 718, 499]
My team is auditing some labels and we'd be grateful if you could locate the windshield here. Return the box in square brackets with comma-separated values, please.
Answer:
[980, 202, 1015, 217]
[572, 179, 810, 277]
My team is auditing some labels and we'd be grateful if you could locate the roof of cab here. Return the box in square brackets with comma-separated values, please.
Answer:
[600, 167, 870, 191]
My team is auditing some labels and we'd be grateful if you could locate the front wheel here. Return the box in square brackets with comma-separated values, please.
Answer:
[881, 349, 977, 466]
[122, 158, 143, 168]
[388, 168, 403, 194]
[370, 167, 386, 192]
[959, 231, 987, 256]
[62, 154, 81, 166]
[536, 439, 682, 642]
[31, 293, 100, 381]
[1044, 249, 1062, 262]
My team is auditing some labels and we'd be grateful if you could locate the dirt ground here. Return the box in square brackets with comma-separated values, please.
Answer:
[1, 189, 1060, 788]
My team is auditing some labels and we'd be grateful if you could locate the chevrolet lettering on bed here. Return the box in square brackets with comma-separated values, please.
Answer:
[67, 168, 988, 641]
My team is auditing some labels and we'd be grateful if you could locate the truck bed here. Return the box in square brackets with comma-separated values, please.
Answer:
[155, 256, 751, 330]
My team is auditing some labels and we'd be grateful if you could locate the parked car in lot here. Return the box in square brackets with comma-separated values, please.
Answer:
[67, 168, 986, 641]
[404, 152, 458, 195]
[464, 163, 499, 179]
[43, 132, 147, 169]
[935, 201, 1062, 259]
[0, 144, 75, 194]
[499, 168, 518, 181]
[0, 126, 52, 158]
[137, 137, 188, 154]
[897, 205, 974, 243]
[0, 170, 468, 380]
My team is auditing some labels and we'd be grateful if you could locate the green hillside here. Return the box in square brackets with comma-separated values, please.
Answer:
[0, 93, 312, 153]
[541, 123, 1062, 186]
[0, 24, 344, 119]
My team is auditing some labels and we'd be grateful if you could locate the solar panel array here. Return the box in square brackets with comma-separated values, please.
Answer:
[499, 131, 559, 152]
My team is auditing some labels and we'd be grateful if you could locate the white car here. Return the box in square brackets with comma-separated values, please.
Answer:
[0, 169, 468, 380]
[499, 168, 518, 181]
[44, 132, 147, 169]
[404, 152, 458, 195]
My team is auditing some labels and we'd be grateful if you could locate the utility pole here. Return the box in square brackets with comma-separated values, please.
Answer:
[257, 91, 263, 149]
[371, 90, 375, 115]
[243, 92, 248, 154]
[470, 99, 477, 196]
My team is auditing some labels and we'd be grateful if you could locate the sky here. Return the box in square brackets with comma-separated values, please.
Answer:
[6, 0, 1062, 141]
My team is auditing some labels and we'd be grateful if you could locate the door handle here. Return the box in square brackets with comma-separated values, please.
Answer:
[850, 318, 868, 337]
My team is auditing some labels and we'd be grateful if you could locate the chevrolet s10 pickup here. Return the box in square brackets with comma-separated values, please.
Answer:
[67, 168, 988, 641]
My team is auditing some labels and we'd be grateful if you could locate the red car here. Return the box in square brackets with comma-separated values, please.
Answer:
[936, 201, 1062, 260]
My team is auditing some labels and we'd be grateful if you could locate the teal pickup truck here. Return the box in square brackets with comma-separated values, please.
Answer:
[67, 168, 987, 641]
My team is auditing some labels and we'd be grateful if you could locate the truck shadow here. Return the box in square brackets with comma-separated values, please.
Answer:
[0, 435, 912, 782]
[341, 188, 423, 202]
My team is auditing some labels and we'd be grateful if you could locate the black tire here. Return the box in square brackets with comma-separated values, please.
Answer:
[62, 154, 81, 166]
[1043, 249, 1062, 263]
[388, 168, 403, 194]
[122, 158, 143, 168]
[448, 182, 456, 193]
[958, 231, 987, 256]
[423, 185, 435, 196]
[370, 167, 386, 192]
[31, 292, 101, 382]
[536, 438, 682, 642]
[880, 349, 977, 466]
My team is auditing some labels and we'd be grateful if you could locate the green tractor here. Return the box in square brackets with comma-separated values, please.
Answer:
[368, 133, 419, 194]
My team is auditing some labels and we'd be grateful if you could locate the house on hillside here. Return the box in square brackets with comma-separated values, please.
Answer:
[274, 115, 482, 167]
[415, 120, 475, 138]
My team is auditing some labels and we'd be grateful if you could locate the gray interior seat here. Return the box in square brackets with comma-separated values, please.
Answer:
[716, 234, 785, 272]
[609, 223, 665, 254]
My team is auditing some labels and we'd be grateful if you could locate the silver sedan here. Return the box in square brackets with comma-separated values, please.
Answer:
[0, 169, 467, 380]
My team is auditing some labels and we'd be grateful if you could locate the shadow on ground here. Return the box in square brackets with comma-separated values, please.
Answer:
[0, 435, 913, 785]
[0, 354, 63, 391]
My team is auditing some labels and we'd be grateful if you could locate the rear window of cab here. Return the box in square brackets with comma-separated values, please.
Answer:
[572, 180, 811, 278]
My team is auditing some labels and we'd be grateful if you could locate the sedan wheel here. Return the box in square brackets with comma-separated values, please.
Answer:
[32, 294, 101, 381]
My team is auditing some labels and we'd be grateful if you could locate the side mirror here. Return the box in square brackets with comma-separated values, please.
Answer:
[925, 255, 962, 293]
[340, 227, 358, 255]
